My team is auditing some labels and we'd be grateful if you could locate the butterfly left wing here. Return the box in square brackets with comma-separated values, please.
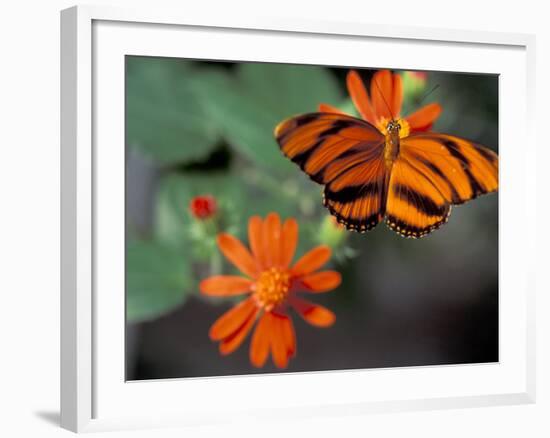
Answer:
[385, 133, 498, 238]
[275, 112, 387, 231]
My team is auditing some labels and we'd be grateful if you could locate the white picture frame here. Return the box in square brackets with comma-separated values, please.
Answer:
[60, 4, 536, 433]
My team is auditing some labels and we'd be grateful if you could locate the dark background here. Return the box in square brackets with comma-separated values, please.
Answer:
[125, 58, 498, 380]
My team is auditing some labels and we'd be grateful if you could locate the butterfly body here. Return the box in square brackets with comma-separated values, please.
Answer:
[383, 120, 402, 169]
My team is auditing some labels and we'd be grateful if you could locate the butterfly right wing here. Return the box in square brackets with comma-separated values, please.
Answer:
[275, 112, 387, 232]
[400, 133, 498, 204]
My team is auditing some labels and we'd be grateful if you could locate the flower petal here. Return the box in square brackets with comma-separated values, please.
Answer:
[209, 297, 257, 341]
[269, 313, 289, 369]
[290, 245, 331, 277]
[219, 307, 259, 355]
[410, 123, 434, 133]
[391, 73, 403, 117]
[318, 103, 348, 115]
[300, 270, 342, 293]
[217, 233, 258, 279]
[405, 103, 442, 131]
[347, 70, 377, 124]
[249, 312, 271, 367]
[248, 215, 266, 270]
[265, 212, 282, 267]
[280, 218, 298, 268]
[370, 70, 394, 120]
[278, 312, 296, 357]
[290, 296, 335, 327]
[200, 275, 253, 296]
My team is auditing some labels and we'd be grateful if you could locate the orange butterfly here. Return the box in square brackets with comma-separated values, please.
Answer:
[274, 70, 498, 238]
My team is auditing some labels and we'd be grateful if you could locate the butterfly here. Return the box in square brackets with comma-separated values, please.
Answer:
[274, 69, 498, 238]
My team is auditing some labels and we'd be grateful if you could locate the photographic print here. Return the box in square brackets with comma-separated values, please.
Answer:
[125, 56, 498, 379]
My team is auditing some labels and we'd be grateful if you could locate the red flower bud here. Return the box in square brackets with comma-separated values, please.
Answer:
[189, 195, 217, 220]
[408, 71, 428, 81]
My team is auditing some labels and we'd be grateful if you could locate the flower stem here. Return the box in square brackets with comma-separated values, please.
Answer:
[209, 250, 222, 276]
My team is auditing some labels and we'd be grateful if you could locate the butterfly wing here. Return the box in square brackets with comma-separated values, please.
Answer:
[385, 154, 452, 238]
[275, 113, 387, 231]
[385, 133, 498, 238]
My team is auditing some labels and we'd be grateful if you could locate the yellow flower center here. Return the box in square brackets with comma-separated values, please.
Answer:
[376, 117, 410, 139]
[253, 267, 291, 311]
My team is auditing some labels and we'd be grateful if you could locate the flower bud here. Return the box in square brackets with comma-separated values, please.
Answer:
[189, 195, 217, 220]
[318, 215, 346, 249]
[402, 71, 428, 101]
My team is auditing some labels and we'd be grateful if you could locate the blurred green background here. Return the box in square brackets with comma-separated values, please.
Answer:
[125, 56, 498, 379]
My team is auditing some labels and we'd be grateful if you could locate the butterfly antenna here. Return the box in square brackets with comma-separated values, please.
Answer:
[372, 75, 395, 120]
[418, 83, 440, 105]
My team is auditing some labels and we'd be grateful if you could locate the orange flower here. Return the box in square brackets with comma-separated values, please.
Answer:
[319, 69, 442, 133]
[200, 212, 341, 369]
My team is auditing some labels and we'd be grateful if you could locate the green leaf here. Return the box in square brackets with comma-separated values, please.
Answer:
[126, 239, 191, 322]
[126, 56, 220, 164]
[196, 63, 343, 171]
